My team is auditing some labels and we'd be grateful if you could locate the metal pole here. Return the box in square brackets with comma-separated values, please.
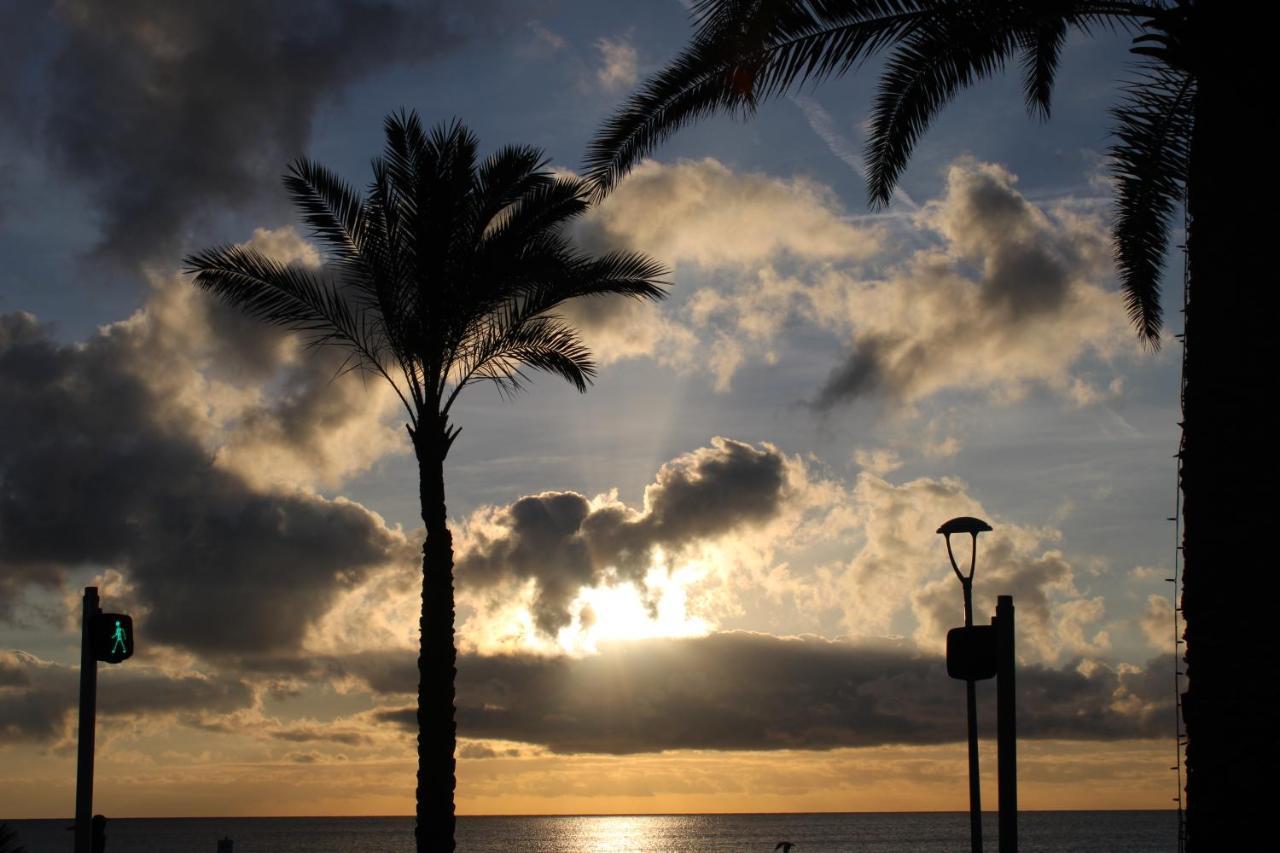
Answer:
[962, 578, 982, 853]
[940, 520, 991, 853]
[74, 587, 99, 853]
[995, 595, 1017, 853]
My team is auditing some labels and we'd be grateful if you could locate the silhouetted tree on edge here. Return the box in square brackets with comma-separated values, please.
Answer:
[187, 111, 667, 851]
[587, 2, 1272, 845]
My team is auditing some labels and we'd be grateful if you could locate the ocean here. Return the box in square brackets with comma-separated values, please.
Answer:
[4, 812, 1175, 852]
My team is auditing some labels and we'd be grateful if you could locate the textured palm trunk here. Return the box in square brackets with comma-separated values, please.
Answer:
[1181, 3, 1274, 846]
[414, 426, 457, 852]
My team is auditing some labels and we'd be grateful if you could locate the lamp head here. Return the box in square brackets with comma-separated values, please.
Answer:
[937, 516, 992, 536]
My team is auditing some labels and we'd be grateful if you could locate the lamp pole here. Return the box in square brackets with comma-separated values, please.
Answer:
[939, 516, 992, 853]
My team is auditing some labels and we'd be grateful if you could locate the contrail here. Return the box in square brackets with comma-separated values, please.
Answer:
[791, 93, 920, 211]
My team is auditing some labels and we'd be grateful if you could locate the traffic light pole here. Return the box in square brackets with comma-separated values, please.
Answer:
[74, 586, 99, 853]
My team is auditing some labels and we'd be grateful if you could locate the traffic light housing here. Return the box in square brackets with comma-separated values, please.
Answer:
[94, 613, 133, 664]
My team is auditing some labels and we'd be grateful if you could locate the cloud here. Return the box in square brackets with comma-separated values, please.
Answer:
[456, 438, 789, 636]
[594, 36, 638, 92]
[0, 650, 253, 745]
[442, 436, 1112, 666]
[360, 413, 1119, 687]
[853, 448, 904, 476]
[526, 21, 566, 54]
[563, 157, 880, 379]
[351, 633, 1172, 754]
[577, 158, 881, 269]
[808, 160, 1134, 408]
[1140, 593, 1174, 652]
[6, 0, 497, 269]
[267, 721, 373, 748]
[820, 471, 1112, 664]
[569, 157, 1135, 407]
[0, 232, 415, 657]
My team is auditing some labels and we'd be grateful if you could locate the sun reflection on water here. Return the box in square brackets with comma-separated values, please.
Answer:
[539, 815, 701, 852]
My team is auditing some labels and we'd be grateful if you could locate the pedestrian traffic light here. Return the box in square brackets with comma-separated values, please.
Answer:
[94, 613, 133, 664]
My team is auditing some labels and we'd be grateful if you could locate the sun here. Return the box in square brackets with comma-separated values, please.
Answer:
[560, 560, 712, 655]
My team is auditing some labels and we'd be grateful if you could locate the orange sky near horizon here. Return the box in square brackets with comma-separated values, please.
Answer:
[2, 739, 1176, 819]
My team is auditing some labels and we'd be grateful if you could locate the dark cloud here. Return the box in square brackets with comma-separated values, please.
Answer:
[0, 300, 411, 656]
[7, 0, 498, 268]
[269, 723, 372, 747]
[959, 173, 1073, 317]
[458, 742, 521, 759]
[0, 650, 253, 744]
[337, 633, 1172, 753]
[372, 705, 417, 727]
[457, 438, 788, 634]
[812, 337, 887, 410]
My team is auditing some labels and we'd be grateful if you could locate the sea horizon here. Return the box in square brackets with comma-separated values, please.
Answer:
[4, 807, 1179, 820]
[4, 810, 1178, 852]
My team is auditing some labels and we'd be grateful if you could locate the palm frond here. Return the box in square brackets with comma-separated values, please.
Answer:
[1110, 64, 1193, 347]
[184, 244, 389, 372]
[483, 176, 592, 249]
[1019, 16, 1068, 119]
[505, 253, 669, 343]
[375, 111, 432, 302]
[187, 246, 347, 334]
[469, 145, 552, 241]
[566, 251, 671, 304]
[283, 158, 369, 262]
[381, 109, 429, 210]
[471, 315, 596, 396]
[284, 157, 408, 353]
[445, 246, 666, 412]
[585, 0, 936, 198]
[1128, 1, 1194, 74]
[867, 1, 1144, 205]
[867, 10, 1022, 205]
[421, 120, 481, 257]
[588, 0, 1154, 202]
[368, 156, 420, 352]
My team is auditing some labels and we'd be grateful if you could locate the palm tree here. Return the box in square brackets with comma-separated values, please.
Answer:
[587, 1, 1269, 845]
[186, 110, 667, 851]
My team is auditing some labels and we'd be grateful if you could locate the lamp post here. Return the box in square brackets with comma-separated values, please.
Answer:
[939, 516, 992, 853]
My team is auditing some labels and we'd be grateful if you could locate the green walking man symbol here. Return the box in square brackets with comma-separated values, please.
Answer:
[110, 619, 127, 655]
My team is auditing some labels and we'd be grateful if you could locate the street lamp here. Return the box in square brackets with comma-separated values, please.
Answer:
[939, 516, 992, 853]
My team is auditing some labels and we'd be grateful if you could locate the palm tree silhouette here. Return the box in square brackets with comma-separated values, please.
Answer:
[586, 1, 1266, 845]
[186, 110, 667, 852]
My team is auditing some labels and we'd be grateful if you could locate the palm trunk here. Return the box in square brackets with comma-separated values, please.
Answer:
[1181, 4, 1275, 846]
[413, 425, 457, 852]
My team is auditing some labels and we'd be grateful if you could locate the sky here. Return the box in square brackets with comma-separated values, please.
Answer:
[0, 0, 1183, 818]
